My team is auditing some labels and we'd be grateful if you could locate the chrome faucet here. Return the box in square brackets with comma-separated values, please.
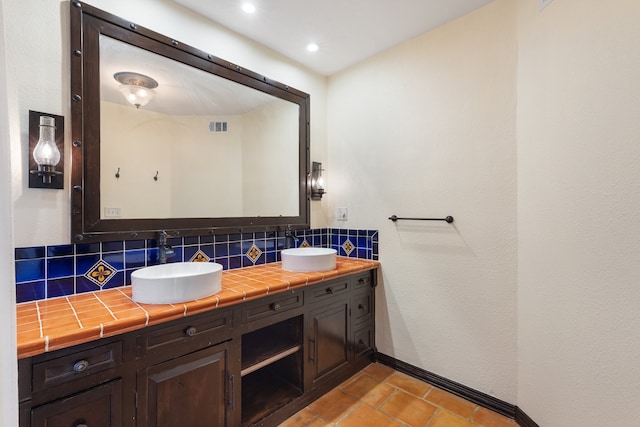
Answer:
[158, 231, 175, 264]
[284, 225, 299, 249]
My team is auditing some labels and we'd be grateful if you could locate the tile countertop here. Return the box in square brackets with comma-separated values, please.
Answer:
[16, 257, 379, 359]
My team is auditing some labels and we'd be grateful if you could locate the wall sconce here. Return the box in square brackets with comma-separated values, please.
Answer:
[113, 71, 158, 109]
[311, 161, 325, 200]
[28, 111, 64, 189]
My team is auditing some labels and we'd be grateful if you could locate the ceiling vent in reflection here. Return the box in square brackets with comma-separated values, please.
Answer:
[209, 121, 228, 133]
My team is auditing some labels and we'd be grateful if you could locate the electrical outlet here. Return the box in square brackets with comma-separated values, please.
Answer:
[104, 207, 121, 218]
[336, 207, 348, 221]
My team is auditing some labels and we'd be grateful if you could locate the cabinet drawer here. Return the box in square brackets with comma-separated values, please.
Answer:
[32, 342, 122, 393]
[31, 380, 122, 427]
[241, 290, 303, 325]
[353, 324, 373, 358]
[352, 291, 373, 324]
[137, 308, 233, 360]
[307, 279, 350, 304]
[353, 272, 374, 290]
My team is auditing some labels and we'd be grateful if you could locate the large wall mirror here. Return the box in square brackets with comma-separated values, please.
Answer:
[70, 2, 310, 243]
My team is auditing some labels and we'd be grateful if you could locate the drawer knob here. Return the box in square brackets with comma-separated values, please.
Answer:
[73, 359, 89, 373]
[185, 326, 197, 337]
[358, 278, 366, 284]
[358, 304, 365, 310]
[325, 287, 334, 294]
[270, 303, 281, 311]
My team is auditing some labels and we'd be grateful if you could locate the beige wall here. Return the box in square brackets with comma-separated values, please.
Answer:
[328, 0, 518, 402]
[0, 0, 18, 424]
[516, 0, 640, 424]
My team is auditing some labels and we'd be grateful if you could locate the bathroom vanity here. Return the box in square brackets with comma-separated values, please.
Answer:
[17, 262, 377, 426]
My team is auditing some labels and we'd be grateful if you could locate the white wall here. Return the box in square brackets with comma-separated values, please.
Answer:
[328, 0, 518, 402]
[0, 0, 18, 423]
[6, 0, 328, 248]
[516, 0, 640, 425]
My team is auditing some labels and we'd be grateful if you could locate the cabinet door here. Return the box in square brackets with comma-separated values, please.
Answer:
[31, 380, 122, 427]
[306, 300, 349, 386]
[137, 341, 234, 427]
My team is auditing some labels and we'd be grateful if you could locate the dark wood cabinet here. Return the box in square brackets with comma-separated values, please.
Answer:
[137, 341, 233, 427]
[30, 380, 122, 427]
[18, 269, 377, 427]
[306, 299, 350, 386]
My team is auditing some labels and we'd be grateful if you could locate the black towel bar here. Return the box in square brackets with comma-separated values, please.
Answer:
[388, 215, 454, 223]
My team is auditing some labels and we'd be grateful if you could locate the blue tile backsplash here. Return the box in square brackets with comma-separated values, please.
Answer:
[14, 228, 378, 303]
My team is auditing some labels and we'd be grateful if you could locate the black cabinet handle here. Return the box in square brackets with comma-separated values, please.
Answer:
[73, 360, 89, 373]
[309, 338, 316, 363]
[270, 303, 281, 311]
[325, 287, 334, 294]
[358, 304, 364, 310]
[358, 278, 366, 284]
[228, 374, 235, 410]
[185, 326, 197, 337]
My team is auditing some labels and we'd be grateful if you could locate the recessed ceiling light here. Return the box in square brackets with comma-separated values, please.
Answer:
[242, 3, 256, 13]
[306, 43, 319, 52]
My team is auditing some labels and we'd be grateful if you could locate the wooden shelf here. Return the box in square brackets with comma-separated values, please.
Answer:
[241, 366, 302, 426]
[241, 343, 301, 377]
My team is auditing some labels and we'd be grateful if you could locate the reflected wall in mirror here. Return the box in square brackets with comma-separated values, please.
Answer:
[70, 2, 310, 242]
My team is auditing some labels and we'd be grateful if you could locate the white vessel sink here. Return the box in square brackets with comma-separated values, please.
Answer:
[131, 262, 222, 304]
[281, 248, 337, 272]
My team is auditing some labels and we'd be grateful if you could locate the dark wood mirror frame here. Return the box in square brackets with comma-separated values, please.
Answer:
[70, 2, 310, 243]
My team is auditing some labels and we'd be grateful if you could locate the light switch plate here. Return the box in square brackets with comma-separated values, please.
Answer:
[336, 207, 348, 221]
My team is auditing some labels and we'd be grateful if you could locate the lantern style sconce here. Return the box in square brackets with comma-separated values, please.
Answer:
[310, 161, 325, 200]
[114, 71, 158, 109]
[28, 111, 64, 189]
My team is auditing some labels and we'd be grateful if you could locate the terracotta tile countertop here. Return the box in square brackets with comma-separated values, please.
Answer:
[17, 257, 379, 359]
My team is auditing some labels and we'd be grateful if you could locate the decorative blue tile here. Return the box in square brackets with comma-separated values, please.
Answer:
[47, 278, 75, 298]
[200, 235, 214, 244]
[147, 248, 160, 265]
[76, 254, 100, 275]
[15, 246, 45, 260]
[266, 252, 277, 263]
[183, 246, 199, 261]
[228, 234, 241, 242]
[47, 244, 74, 257]
[214, 258, 229, 270]
[76, 277, 100, 294]
[76, 243, 100, 254]
[189, 250, 210, 263]
[255, 232, 266, 239]
[15, 259, 45, 283]
[47, 257, 74, 279]
[184, 236, 199, 245]
[229, 242, 242, 256]
[229, 256, 242, 270]
[125, 239, 145, 250]
[357, 248, 367, 259]
[125, 250, 146, 269]
[167, 236, 182, 246]
[102, 241, 123, 252]
[103, 252, 124, 270]
[246, 245, 262, 263]
[84, 259, 117, 288]
[103, 271, 125, 289]
[200, 244, 214, 259]
[215, 234, 229, 243]
[16, 281, 45, 303]
[242, 232, 254, 241]
[215, 243, 229, 257]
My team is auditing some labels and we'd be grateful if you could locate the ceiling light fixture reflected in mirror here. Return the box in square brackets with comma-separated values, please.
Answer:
[242, 3, 256, 14]
[113, 71, 158, 109]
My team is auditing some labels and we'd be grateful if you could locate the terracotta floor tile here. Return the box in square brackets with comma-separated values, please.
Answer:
[362, 362, 395, 381]
[379, 390, 437, 426]
[386, 372, 432, 397]
[472, 407, 518, 427]
[306, 417, 333, 427]
[425, 387, 476, 418]
[308, 389, 359, 423]
[427, 410, 477, 427]
[338, 403, 402, 427]
[279, 408, 318, 427]
[340, 373, 396, 408]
